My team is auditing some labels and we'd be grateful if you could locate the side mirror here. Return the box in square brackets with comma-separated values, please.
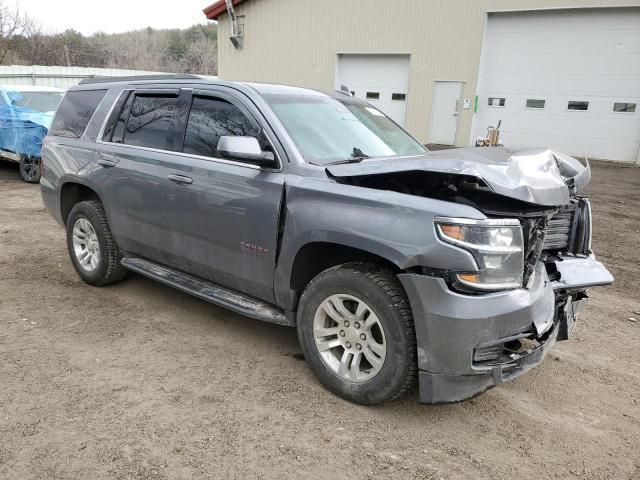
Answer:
[217, 136, 275, 166]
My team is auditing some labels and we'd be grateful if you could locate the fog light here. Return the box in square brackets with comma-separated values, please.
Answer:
[473, 344, 503, 362]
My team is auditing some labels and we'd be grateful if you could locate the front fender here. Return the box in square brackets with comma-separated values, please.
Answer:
[273, 176, 485, 309]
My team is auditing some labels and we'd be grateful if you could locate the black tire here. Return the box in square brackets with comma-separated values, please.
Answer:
[297, 262, 417, 405]
[19, 155, 41, 183]
[66, 200, 127, 286]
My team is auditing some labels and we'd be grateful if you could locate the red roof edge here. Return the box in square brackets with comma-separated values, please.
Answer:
[203, 0, 247, 20]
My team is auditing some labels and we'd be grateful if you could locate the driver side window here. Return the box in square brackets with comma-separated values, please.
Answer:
[183, 95, 269, 161]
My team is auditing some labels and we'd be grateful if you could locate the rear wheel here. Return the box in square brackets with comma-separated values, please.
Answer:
[19, 155, 41, 183]
[297, 263, 417, 405]
[66, 200, 126, 286]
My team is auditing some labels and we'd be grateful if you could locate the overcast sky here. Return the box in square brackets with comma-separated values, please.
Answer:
[14, 0, 215, 35]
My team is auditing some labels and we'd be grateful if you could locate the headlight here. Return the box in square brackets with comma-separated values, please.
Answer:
[435, 217, 524, 291]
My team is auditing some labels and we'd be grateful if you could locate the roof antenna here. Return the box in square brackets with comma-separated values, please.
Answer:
[226, 0, 243, 49]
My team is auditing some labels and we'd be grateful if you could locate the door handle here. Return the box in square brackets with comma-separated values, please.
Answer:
[168, 174, 193, 185]
[97, 153, 119, 168]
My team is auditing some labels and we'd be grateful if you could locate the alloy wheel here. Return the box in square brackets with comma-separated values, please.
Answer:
[72, 218, 101, 272]
[313, 293, 387, 382]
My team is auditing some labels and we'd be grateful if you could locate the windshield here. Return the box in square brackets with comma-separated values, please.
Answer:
[263, 93, 427, 164]
[12, 91, 64, 114]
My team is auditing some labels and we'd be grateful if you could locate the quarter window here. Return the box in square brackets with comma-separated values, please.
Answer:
[526, 99, 545, 109]
[568, 101, 589, 111]
[123, 94, 179, 150]
[488, 97, 506, 107]
[49, 89, 107, 138]
[183, 96, 261, 159]
[613, 102, 636, 113]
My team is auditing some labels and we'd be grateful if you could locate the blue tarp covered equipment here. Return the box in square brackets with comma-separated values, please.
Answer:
[0, 88, 57, 158]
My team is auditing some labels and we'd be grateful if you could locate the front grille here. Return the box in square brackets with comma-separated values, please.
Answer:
[543, 209, 574, 250]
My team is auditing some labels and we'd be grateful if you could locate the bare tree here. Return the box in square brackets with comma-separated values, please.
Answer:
[0, 9, 218, 74]
[183, 37, 218, 75]
[0, 1, 39, 63]
[103, 29, 171, 71]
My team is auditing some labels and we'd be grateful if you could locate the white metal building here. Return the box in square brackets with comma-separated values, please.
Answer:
[205, 0, 640, 162]
[0, 66, 172, 89]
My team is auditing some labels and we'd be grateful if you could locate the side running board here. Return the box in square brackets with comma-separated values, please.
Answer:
[121, 257, 290, 326]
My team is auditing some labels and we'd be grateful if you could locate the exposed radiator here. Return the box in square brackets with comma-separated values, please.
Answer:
[542, 200, 591, 254]
[543, 209, 574, 250]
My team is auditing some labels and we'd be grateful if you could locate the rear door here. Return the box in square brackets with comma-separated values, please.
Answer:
[159, 88, 285, 303]
[95, 88, 187, 264]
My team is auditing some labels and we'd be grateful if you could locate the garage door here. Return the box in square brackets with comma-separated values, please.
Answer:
[472, 8, 640, 162]
[336, 54, 410, 126]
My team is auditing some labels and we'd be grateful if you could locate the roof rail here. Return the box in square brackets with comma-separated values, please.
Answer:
[79, 74, 202, 85]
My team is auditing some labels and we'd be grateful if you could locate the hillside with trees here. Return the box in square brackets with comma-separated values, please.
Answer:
[0, 1, 218, 75]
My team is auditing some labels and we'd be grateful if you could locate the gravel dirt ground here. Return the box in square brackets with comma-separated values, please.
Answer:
[0, 160, 639, 480]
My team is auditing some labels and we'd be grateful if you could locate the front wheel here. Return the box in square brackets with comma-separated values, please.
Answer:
[19, 155, 41, 183]
[297, 263, 417, 405]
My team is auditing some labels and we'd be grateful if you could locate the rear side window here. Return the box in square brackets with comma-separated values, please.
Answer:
[183, 96, 261, 158]
[123, 94, 179, 150]
[102, 90, 132, 142]
[49, 89, 106, 138]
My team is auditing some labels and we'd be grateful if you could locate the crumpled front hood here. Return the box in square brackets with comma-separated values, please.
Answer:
[325, 147, 591, 206]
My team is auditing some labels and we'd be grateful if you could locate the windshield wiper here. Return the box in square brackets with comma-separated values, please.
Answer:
[312, 147, 372, 166]
[323, 158, 366, 166]
[351, 147, 370, 159]
[320, 147, 370, 166]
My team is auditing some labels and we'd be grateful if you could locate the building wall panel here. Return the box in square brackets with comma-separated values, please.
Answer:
[217, 0, 640, 146]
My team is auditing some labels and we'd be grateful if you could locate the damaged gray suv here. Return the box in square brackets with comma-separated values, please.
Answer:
[41, 75, 613, 405]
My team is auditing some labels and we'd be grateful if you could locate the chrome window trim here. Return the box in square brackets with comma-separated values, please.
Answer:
[94, 140, 268, 171]
[95, 87, 283, 173]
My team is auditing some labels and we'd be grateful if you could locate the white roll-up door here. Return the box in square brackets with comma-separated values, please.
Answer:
[336, 54, 410, 126]
[473, 8, 640, 162]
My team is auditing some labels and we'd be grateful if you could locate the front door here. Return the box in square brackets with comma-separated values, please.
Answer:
[160, 89, 285, 303]
[429, 81, 463, 145]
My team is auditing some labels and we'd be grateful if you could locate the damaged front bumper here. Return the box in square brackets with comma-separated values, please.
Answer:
[398, 256, 612, 404]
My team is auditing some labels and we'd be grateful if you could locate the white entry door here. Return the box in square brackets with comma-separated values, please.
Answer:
[336, 54, 410, 126]
[429, 81, 462, 145]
